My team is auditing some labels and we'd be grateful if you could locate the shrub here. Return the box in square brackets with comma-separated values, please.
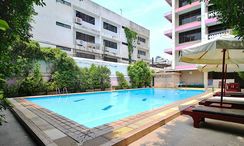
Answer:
[18, 63, 46, 96]
[98, 66, 111, 90]
[128, 61, 153, 88]
[116, 71, 129, 89]
[80, 67, 92, 91]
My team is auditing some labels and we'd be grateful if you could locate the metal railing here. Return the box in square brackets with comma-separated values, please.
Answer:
[208, 29, 232, 40]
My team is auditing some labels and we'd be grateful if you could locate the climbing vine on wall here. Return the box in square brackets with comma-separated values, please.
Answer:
[124, 27, 137, 64]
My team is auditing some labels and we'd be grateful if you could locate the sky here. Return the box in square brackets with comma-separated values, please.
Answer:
[92, 0, 172, 60]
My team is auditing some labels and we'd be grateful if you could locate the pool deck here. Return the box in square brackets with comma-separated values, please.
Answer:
[8, 88, 213, 146]
[130, 115, 244, 146]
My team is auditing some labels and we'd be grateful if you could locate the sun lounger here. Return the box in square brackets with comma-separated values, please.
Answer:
[214, 91, 244, 97]
[182, 105, 244, 128]
[199, 96, 244, 109]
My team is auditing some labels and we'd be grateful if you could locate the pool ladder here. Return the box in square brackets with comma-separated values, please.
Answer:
[56, 87, 68, 94]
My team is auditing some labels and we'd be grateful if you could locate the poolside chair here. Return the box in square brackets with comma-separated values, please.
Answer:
[199, 96, 244, 109]
[213, 91, 244, 97]
[182, 105, 244, 128]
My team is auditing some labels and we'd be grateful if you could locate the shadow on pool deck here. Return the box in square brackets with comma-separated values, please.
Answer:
[130, 115, 244, 146]
[0, 109, 37, 146]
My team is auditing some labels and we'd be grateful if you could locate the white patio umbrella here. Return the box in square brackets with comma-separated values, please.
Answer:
[180, 35, 244, 106]
[197, 64, 244, 72]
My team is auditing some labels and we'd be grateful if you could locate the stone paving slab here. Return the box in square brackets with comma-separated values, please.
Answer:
[8, 89, 213, 146]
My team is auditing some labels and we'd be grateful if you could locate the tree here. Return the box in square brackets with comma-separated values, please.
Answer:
[188, 0, 244, 39]
[128, 61, 153, 88]
[116, 71, 129, 89]
[0, 0, 45, 80]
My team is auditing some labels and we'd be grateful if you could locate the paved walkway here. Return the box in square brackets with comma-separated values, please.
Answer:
[0, 109, 37, 146]
[130, 115, 244, 146]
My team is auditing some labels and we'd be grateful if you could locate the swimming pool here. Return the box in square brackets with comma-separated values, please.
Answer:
[26, 88, 204, 128]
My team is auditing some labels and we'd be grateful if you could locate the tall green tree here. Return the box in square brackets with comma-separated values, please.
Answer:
[0, 0, 45, 80]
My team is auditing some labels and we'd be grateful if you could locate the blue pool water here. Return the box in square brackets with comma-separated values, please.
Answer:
[26, 88, 204, 128]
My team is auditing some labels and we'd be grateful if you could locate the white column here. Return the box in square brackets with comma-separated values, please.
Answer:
[201, 1, 207, 41]
[172, 0, 176, 70]
[204, 72, 208, 90]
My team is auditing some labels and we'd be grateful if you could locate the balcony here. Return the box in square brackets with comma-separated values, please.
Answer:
[164, 29, 172, 38]
[76, 39, 101, 54]
[137, 54, 148, 60]
[164, 41, 199, 55]
[205, 12, 219, 26]
[164, 11, 172, 22]
[74, 17, 99, 34]
[176, 1, 201, 14]
[176, 21, 201, 32]
[165, 0, 172, 6]
[104, 47, 119, 56]
[208, 29, 232, 40]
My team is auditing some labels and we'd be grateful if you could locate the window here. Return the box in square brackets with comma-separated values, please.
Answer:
[138, 50, 146, 56]
[103, 22, 117, 33]
[76, 32, 95, 43]
[179, 29, 201, 44]
[56, 0, 71, 6]
[56, 22, 71, 29]
[76, 52, 95, 59]
[76, 11, 95, 25]
[57, 46, 71, 51]
[179, 0, 197, 7]
[208, 24, 226, 34]
[104, 40, 117, 49]
[179, 9, 201, 25]
[104, 57, 118, 62]
[138, 36, 146, 43]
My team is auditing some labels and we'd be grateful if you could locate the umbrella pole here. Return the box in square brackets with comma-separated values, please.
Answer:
[220, 49, 226, 107]
[224, 64, 227, 96]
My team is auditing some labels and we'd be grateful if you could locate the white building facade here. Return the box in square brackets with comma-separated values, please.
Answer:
[32, 0, 150, 63]
[164, 0, 231, 87]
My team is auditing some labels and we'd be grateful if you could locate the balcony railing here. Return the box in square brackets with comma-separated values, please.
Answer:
[208, 29, 232, 40]
[104, 47, 118, 56]
[76, 39, 101, 53]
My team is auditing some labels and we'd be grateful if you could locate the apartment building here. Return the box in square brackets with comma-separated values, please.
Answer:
[31, 0, 150, 63]
[163, 0, 231, 87]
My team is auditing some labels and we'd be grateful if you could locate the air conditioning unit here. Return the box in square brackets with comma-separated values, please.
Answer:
[75, 17, 82, 25]
[196, 16, 201, 21]
[76, 40, 86, 46]
[137, 54, 141, 58]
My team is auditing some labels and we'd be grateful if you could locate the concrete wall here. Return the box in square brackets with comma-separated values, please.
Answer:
[154, 72, 180, 88]
[180, 70, 204, 85]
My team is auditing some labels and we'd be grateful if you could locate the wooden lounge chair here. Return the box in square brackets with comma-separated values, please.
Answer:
[199, 96, 244, 109]
[213, 91, 244, 97]
[182, 105, 244, 128]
